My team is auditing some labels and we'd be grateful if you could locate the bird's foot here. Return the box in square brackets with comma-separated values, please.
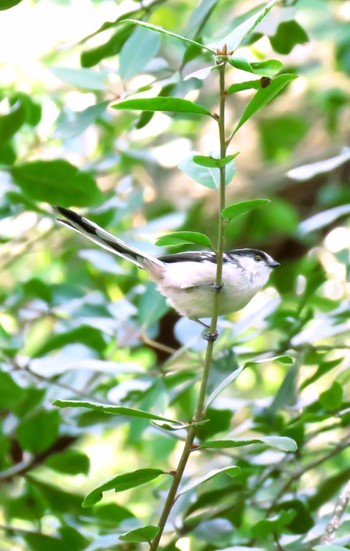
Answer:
[202, 330, 218, 342]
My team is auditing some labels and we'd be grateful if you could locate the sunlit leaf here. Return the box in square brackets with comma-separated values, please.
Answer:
[112, 97, 212, 116]
[156, 231, 213, 248]
[221, 199, 270, 220]
[120, 525, 160, 543]
[119, 26, 160, 80]
[179, 154, 236, 189]
[178, 466, 241, 495]
[227, 80, 261, 94]
[205, 365, 246, 408]
[11, 160, 103, 207]
[83, 469, 165, 507]
[53, 399, 180, 424]
[233, 74, 297, 134]
[217, 0, 280, 52]
[201, 436, 297, 452]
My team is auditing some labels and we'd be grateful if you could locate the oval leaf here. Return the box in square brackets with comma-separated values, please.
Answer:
[227, 80, 261, 94]
[156, 231, 213, 248]
[53, 399, 180, 424]
[179, 154, 236, 189]
[221, 199, 270, 221]
[119, 26, 160, 80]
[232, 74, 297, 134]
[178, 466, 241, 496]
[11, 160, 103, 207]
[83, 469, 165, 507]
[120, 525, 160, 544]
[229, 57, 283, 77]
[193, 153, 238, 168]
[112, 97, 211, 117]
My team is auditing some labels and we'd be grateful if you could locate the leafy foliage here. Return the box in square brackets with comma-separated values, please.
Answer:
[1, 0, 350, 550]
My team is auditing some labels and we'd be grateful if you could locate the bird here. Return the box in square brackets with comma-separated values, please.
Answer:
[53, 206, 280, 340]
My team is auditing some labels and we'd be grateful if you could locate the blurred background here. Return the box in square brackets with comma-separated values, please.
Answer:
[0, 0, 350, 549]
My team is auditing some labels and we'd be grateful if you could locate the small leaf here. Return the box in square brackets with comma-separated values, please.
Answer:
[319, 382, 343, 411]
[122, 19, 215, 54]
[221, 199, 270, 221]
[184, 64, 219, 81]
[178, 466, 241, 496]
[17, 409, 60, 454]
[179, 154, 236, 189]
[227, 80, 261, 94]
[229, 57, 283, 77]
[252, 510, 296, 537]
[201, 436, 297, 452]
[53, 399, 180, 424]
[11, 160, 103, 207]
[55, 101, 109, 140]
[83, 469, 165, 507]
[270, 20, 309, 55]
[193, 153, 238, 168]
[233, 74, 297, 134]
[156, 231, 213, 248]
[120, 525, 160, 544]
[45, 450, 90, 475]
[245, 354, 294, 367]
[112, 97, 211, 117]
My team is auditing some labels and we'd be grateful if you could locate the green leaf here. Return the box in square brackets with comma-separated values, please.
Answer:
[205, 365, 246, 408]
[55, 101, 109, 140]
[221, 199, 270, 220]
[252, 510, 296, 537]
[0, 0, 23, 10]
[45, 450, 90, 475]
[227, 80, 261, 94]
[185, 0, 218, 38]
[179, 154, 236, 189]
[53, 399, 180, 424]
[233, 74, 297, 134]
[193, 153, 238, 168]
[314, 545, 350, 551]
[0, 101, 26, 142]
[33, 326, 106, 357]
[0, 371, 24, 410]
[300, 358, 343, 391]
[122, 19, 215, 54]
[138, 282, 169, 327]
[156, 231, 213, 248]
[120, 525, 160, 544]
[17, 409, 60, 453]
[51, 67, 108, 91]
[270, 20, 309, 55]
[245, 354, 294, 367]
[112, 97, 211, 117]
[319, 382, 343, 411]
[83, 468, 165, 507]
[11, 160, 103, 207]
[229, 57, 283, 77]
[201, 436, 297, 452]
[218, 0, 280, 52]
[178, 466, 241, 496]
[119, 26, 160, 80]
[81, 26, 133, 68]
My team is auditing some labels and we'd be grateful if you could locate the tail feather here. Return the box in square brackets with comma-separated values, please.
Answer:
[53, 206, 162, 270]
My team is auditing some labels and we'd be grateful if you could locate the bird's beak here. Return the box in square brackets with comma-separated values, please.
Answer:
[269, 260, 280, 268]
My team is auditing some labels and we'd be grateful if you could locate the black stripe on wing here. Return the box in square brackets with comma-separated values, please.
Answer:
[158, 251, 222, 264]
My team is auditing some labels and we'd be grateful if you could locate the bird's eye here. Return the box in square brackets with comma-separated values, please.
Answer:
[255, 254, 262, 262]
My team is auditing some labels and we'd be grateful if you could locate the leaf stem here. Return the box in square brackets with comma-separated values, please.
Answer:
[150, 60, 228, 550]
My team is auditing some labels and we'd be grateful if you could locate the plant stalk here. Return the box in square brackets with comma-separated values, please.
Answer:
[150, 60, 228, 551]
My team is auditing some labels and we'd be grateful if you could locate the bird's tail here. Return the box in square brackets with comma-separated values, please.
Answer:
[53, 206, 163, 270]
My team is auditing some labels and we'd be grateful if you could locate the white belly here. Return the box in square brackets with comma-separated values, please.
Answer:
[155, 260, 266, 318]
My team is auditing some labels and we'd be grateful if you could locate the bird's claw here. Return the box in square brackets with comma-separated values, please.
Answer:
[203, 330, 218, 342]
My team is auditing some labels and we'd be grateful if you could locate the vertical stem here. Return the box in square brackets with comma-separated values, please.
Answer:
[150, 59, 228, 551]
